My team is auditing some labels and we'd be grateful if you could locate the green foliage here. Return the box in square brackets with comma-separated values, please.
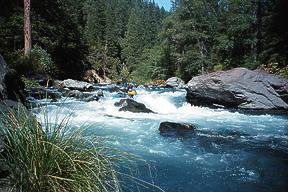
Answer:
[30, 45, 57, 76]
[0, 106, 121, 192]
[259, 62, 288, 77]
[7, 51, 31, 74]
[1, 0, 287, 81]
[7, 46, 56, 76]
[131, 45, 168, 83]
[279, 66, 288, 77]
[21, 76, 41, 89]
[0, 0, 85, 79]
[120, 64, 130, 83]
[213, 64, 224, 72]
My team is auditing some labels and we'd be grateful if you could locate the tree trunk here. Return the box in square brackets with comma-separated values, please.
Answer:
[24, 0, 31, 55]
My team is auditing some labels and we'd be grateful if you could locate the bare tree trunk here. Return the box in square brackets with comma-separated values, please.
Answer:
[24, 0, 31, 55]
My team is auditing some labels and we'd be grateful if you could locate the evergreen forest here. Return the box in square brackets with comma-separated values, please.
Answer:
[0, 0, 287, 83]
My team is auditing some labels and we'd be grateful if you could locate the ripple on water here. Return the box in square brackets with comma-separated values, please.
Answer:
[34, 88, 288, 192]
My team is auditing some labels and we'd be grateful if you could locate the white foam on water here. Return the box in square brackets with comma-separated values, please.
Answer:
[34, 88, 288, 165]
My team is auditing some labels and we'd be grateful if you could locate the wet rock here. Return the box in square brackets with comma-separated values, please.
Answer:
[166, 77, 185, 88]
[186, 68, 288, 110]
[115, 99, 154, 113]
[82, 95, 100, 102]
[28, 87, 62, 101]
[159, 122, 197, 136]
[66, 90, 83, 99]
[97, 89, 104, 97]
[53, 80, 65, 89]
[108, 86, 122, 93]
[63, 79, 93, 91]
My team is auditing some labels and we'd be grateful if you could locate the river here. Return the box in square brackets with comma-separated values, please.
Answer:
[35, 85, 288, 192]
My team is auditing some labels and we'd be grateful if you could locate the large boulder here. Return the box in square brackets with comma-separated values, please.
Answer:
[63, 79, 93, 91]
[166, 77, 185, 88]
[114, 98, 154, 113]
[65, 90, 99, 102]
[159, 122, 197, 136]
[186, 68, 288, 110]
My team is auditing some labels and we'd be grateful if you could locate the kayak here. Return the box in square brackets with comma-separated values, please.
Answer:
[127, 90, 137, 96]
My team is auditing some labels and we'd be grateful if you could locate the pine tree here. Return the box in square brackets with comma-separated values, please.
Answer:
[24, 0, 31, 55]
[122, 8, 144, 71]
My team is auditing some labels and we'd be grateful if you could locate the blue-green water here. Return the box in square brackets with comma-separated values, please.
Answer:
[36, 86, 288, 192]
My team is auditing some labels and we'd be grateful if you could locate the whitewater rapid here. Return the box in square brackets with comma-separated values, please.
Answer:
[35, 86, 288, 192]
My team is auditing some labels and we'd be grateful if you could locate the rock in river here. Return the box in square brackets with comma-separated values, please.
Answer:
[63, 79, 93, 91]
[115, 99, 154, 113]
[186, 68, 288, 110]
[166, 77, 185, 88]
[66, 90, 83, 99]
[159, 122, 197, 136]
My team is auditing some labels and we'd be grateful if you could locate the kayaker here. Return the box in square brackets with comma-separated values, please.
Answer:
[127, 84, 137, 98]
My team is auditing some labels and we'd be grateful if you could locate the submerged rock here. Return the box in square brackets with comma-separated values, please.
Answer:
[63, 79, 93, 91]
[159, 122, 197, 136]
[108, 86, 122, 93]
[66, 90, 83, 99]
[97, 89, 104, 97]
[186, 68, 288, 111]
[65, 90, 99, 102]
[115, 99, 154, 113]
[82, 95, 100, 102]
[166, 77, 185, 88]
[29, 87, 62, 101]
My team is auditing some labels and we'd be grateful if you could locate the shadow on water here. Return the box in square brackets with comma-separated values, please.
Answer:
[158, 127, 288, 192]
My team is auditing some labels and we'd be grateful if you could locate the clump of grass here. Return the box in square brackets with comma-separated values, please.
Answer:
[0, 106, 121, 192]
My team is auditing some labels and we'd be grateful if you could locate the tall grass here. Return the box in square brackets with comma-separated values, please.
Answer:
[0, 106, 121, 192]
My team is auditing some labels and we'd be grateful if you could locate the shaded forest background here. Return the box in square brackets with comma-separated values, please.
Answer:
[0, 0, 287, 83]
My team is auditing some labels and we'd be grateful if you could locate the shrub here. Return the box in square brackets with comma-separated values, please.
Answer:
[7, 46, 57, 77]
[30, 45, 57, 76]
[259, 62, 288, 76]
[7, 51, 31, 75]
[213, 64, 224, 72]
[21, 76, 41, 90]
[279, 66, 288, 77]
[0, 107, 120, 192]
